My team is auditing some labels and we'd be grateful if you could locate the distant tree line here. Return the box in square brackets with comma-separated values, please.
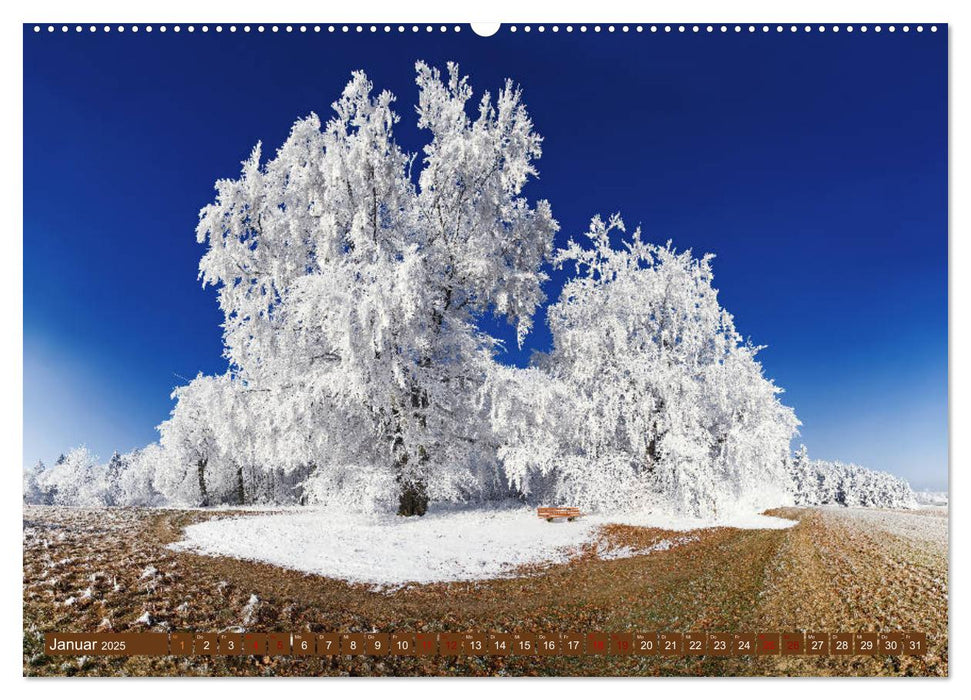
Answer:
[24, 441, 917, 512]
[23, 445, 311, 508]
[787, 445, 917, 509]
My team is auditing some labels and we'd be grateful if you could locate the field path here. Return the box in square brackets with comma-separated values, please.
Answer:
[746, 507, 948, 676]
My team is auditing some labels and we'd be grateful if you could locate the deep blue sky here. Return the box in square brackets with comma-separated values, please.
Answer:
[23, 25, 947, 489]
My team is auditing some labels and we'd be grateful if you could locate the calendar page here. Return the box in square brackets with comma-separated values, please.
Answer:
[22, 19, 948, 679]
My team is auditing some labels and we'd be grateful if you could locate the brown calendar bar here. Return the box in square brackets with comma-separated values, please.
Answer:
[904, 632, 926, 655]
[170, 632, 193, 655]
[879, 632, 904, 655]
[634, 632, 658, 656]
[218, 632, 243, 655]
[757, 633, 781, 655]
[267, 632, 291, 655]
[707, 633, 732, 656]
[586, 632, 608, 655]
[365, 633, 390, 656]
[341, 633, 366, 655]
[39, 631, 929, 657]
[856, 633, 879, 655]
[487, 632, 512, 656]
[659, 632, 683, 655]
[611, 633, 634, 656]
[684, 632, 705, 656]
[733, 632, 756, 656]
[831, 632, 854, 655]
[416, 632, 438, 656]
[242, 633, 267, 655]
[440, 632, 463, 656]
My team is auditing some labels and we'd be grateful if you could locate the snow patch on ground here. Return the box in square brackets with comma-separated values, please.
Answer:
[135, 611, 153, 626]
[170, 504, 796, 585]
[593, 511, 797, 531]
[172, 507, 599, 586]
[596, 535, 699, 561]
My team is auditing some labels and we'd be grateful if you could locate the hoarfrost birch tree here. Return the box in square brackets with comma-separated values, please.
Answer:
[194, 63, 557, 515]
[156, 374, 229, 506]
[492, 215, 799, 517]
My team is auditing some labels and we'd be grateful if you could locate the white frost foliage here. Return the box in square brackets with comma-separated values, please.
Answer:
[302, 463, 399, 514]
[914, 490, 947, 506]
[135, 611, 153, 626]
[491, 215, 799, 517]
[241, 594, 260, 626]
[788, 445, 917, 509]
[37, 446, 109, 507]
[116, 445, 165, 507]
[190, 62, 557, 513]
[24, 447, 166, 507]
[23, 460, 50, 505]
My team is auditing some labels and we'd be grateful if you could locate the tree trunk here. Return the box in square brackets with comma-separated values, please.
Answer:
[397, 477, 429, 517]
[196, 458, 209, 507]
[391, 387, 430, 517]
[392, 429, 429, 516]
[236, 465, 246, 505]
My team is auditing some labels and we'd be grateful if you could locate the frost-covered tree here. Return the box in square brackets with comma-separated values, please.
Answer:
[23, 460, 51, 505]
[788, 445, 819, 504]
[492, 215, 798, 517]
[155, 373, 315, 506]
[193, 62, 557, 515]
[156, 374, 228, 506]
[38, 446, 108, 507]
[115, 446, 165, 507]
[103, 451, 126, 506]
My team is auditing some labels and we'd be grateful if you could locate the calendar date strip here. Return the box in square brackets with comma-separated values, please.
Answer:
[43, 631, 927, 657]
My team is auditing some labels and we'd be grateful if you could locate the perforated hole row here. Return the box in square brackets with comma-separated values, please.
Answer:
[30, 24, 940, 35]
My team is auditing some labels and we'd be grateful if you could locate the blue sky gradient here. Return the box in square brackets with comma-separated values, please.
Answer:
[23, 26, 948, 489]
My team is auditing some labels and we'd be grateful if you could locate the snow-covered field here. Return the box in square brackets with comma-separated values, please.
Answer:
[821, 505, 948, 548]
[170, 505, 796, 586]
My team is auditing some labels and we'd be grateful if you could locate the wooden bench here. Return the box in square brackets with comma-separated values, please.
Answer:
[537, 506, 583, 522]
